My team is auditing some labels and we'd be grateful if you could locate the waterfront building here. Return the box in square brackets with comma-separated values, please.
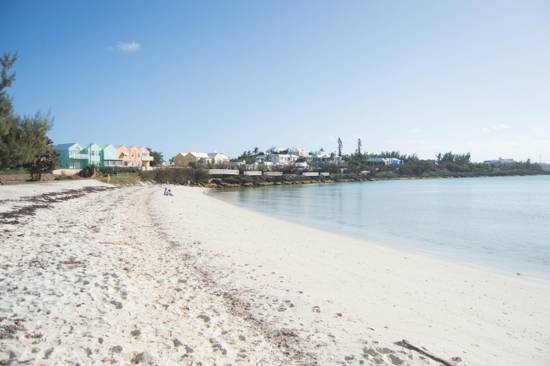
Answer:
[55, 143, 153, 169]
[367, 157, 403, 166]
[174, 152, 230, 167]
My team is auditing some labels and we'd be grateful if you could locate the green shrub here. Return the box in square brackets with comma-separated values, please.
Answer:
[78, 165, 97, 178]
[98, 166, 140, 175]
[139, 168, 209, 185]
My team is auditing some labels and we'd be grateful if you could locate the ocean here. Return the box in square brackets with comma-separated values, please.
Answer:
[211, 175, 550, 279]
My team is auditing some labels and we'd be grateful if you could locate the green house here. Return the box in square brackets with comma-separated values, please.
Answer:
[54, 143, 121, 169]
[55, 143, 88, 169]
[100, 144, 120, 167]
[81, 143, 101, 166]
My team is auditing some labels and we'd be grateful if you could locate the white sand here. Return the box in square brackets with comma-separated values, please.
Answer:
[1, 182, 549, 365]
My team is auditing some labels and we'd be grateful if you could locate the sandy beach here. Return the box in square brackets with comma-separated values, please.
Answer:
[1, 181, 549, 365]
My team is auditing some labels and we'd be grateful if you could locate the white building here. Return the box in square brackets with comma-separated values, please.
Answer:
[288, 147, 310, 157]
[174, 152, 230, 167]
[311, 150, 332, 164]
[367, 157, 403, 166]
[208, 153, 230, 164]
[268, 153, 299, 165]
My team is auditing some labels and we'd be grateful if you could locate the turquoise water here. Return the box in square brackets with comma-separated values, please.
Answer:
[211, 176, 550, 279]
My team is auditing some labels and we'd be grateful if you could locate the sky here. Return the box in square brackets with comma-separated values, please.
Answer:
[2, 0, 549, 162]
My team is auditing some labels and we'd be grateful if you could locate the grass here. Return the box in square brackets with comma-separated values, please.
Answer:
[96, 172, 142, 185]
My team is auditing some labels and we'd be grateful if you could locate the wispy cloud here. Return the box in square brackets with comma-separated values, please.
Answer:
[116, 41, 141, 53]
[482, 123, 510, 133]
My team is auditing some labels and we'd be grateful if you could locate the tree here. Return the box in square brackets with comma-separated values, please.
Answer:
[26, 140, 58, 181]
[0, 53, 18, 169]
[337, 137, 343, 157]
[356, 138, 362, 155]
[147, 148, 164, 166]
[0, 53, 57, 173]
[237, 150, 257, 164]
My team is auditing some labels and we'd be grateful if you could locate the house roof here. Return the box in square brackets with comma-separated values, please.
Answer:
[191, 152, 209, 158]
[179, 152, 209, 159]
[86, 143, 101, 149]
[208, 153, 229, 159]
[54, 142, 79, 149]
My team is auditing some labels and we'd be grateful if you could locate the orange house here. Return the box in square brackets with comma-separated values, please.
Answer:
[139, 147, 153, 168]
[116, 145, 153, 168]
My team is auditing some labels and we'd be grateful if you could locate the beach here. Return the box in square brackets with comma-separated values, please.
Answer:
[1, 181, 549, 365]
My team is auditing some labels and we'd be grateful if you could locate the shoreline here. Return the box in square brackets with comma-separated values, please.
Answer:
[207, 187, 550, 285]
[205, 171, 550, 189]
[154, 185, 550, 366]
[2, 181, 549, 365]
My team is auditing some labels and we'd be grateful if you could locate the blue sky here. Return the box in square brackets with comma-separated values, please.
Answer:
[2, 0, 549, 161]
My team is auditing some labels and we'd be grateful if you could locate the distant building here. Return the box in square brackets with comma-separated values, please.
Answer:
[207, 153, 230, 165]
[386, 158, 404, 166]
[116, 145, 153, 168]
[254, 153, 268, 163]
[139, 147, 154, 168]
[311, 150, 332, 164]
[367, 157, 403, 166]
[101, 144, 120, 167]
[55, 143, 152, 169]
[174, 152, 230, 167]
[174, 152, 209, 167]
[55, 143, 91, 169]
[268, 153, 299, 165]
[484, 158, 515, 165]
[288, 147, 310, 158]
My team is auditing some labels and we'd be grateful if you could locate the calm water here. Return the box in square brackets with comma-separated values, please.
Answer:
[211, 176, 550, 279]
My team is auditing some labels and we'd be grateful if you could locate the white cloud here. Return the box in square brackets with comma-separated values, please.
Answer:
[116, 41, 141, 53]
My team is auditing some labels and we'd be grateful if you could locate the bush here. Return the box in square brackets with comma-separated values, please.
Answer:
[79, 165, 142, 178]
[78, 165, 97, 178]
[97, 166, 140, 175]
[139, 167, 209, 185]
[373, 170, 399, 179]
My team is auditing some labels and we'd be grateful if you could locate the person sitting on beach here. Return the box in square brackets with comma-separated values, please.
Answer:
[167, 188, 174, 196]
[163, 187, 169, 196]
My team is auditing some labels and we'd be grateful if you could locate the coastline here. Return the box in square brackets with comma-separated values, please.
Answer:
[205, 171, 550, 189]
[207, 186, 550, 285]
[207, 177, 550, 284]
[1, 181, 549, 365]
[154, 185, 550, 365]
